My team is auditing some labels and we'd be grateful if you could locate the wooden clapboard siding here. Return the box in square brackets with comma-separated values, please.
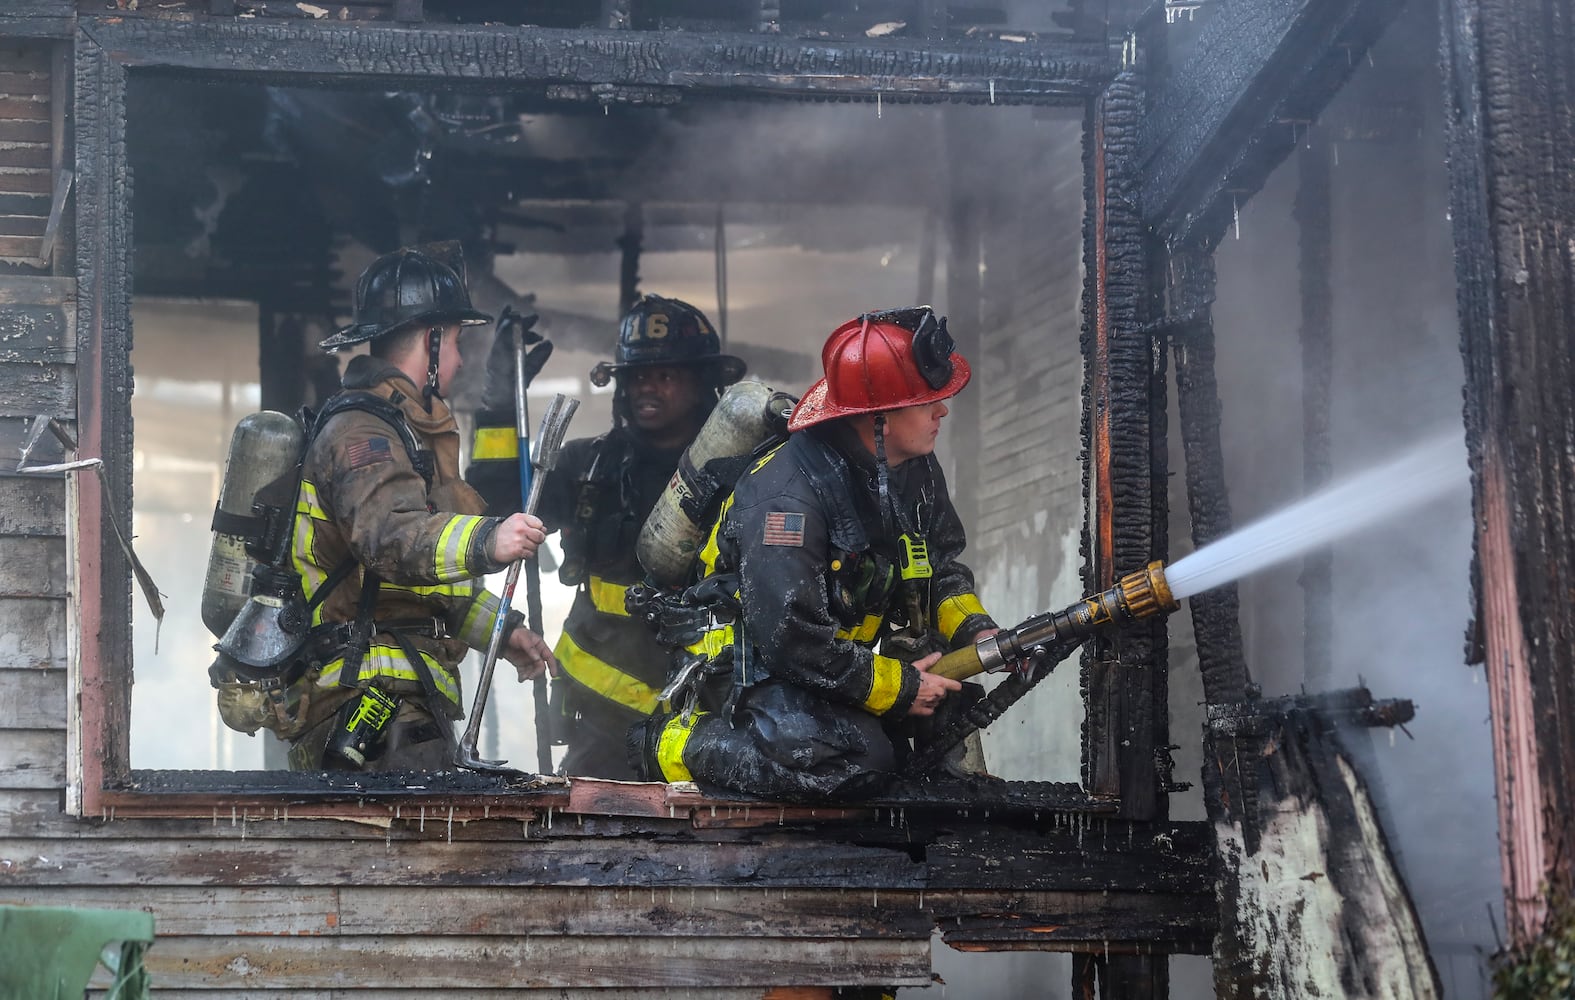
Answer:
[0, 729, 64, 788]
[0, 600, 67, 668]
[104, 936, 930, 990]
[0, 475, 66, 534]
[0, 667, 65, 726]
[0, 38, 59, 265]
[0, 536, 67, 596]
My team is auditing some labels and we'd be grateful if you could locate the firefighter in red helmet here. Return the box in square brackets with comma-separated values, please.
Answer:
[630, 308, 998, 802]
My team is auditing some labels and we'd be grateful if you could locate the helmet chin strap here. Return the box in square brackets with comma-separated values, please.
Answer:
[423, 326, 442, 406]
[873, 414, 896, 541]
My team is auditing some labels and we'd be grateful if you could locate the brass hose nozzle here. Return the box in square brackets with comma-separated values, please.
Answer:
[932, 561, 1179, 682]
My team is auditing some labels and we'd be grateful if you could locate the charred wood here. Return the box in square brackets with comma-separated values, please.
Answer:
[1139, 0, 1406, 248]
[77, 17, 1109, 104]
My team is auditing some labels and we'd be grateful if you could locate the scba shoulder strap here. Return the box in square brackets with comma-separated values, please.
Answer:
[307, 389, 434, 489]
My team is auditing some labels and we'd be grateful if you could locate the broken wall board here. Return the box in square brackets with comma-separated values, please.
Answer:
[1213, 713, 1439, 997]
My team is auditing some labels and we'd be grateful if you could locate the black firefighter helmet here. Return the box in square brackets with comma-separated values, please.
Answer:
[320, 243, 492, 351]
[589, 294, 746, 387]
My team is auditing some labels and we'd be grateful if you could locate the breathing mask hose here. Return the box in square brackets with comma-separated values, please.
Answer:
[930, 561, 1178, 682]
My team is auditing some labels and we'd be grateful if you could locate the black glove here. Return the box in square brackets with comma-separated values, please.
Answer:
[480, 302, 554, 412]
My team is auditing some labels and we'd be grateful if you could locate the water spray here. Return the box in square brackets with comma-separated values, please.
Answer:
[931, 431, 1466, 683]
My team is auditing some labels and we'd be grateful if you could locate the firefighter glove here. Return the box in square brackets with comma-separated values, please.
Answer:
[481, 303, 554, 411]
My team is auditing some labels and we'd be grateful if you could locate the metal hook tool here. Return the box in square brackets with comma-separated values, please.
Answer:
[15, 415, 165, 631]
[454, 392, 578, 774]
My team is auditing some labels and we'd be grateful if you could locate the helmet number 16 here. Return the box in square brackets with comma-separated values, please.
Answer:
[645, 314, 669, 339]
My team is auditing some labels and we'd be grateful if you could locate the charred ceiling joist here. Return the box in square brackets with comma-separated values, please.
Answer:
[83, 16, 1112, 103]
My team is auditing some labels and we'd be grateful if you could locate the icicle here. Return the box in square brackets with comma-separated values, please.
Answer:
[419, 807, 426, 832]
[877, 91, 883, 119]
[447, 806, 455, 843]
[873, 889, 879, 908]
[989, 79, 995, 104]
[1233, 195, 1241, 240]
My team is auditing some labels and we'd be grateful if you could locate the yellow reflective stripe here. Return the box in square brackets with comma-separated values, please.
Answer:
[865, 655, 905, 715]
[936, 593, 988, 641]
[656, 712, 701, 782]
[472, 426, 519, 460]
[435, 515, 485, 582]
[684, 623, 734, 659]
[835, 614, 884, 644]
[458, 590, 503, 649]
[588, 576, 630, 617]
[296, 480, 330, 521]
[697, 492, 735, 578]
[317, 643, 461, 708]
[383, 579, 477, 599]
[292, 480, 329, 626]
[553, 630, 662, 715]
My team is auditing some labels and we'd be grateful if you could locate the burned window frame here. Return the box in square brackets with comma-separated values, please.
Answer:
[71, 15, 1114, 818]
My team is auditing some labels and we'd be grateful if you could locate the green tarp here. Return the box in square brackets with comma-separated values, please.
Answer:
[0, 905, 154, 999]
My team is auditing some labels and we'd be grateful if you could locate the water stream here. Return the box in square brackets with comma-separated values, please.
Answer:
[1164, 430, 1468, 601]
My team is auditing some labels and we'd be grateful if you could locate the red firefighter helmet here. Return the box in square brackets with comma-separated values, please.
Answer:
[788, 307, 971, 432]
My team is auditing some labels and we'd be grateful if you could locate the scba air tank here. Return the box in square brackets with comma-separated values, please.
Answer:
[637, 380, 795, 587]
[202, 410, 305, 637]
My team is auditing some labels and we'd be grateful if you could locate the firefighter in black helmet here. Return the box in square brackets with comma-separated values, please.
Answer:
[279, 244, 557, 771]
[467, 294, 746, 779]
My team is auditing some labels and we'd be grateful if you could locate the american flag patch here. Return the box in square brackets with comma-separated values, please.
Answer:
[763, 511, 806, 547]
[346, 436, 393, 469]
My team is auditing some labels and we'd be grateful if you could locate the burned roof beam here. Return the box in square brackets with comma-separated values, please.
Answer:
[0, 0, 73, 38]
[80, 17, 1110, 103]
[1137, 0, 1406, 247]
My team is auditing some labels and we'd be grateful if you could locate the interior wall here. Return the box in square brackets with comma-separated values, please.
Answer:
[966, 110, 1089, 784]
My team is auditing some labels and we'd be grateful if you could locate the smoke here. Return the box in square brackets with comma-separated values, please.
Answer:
[1199, 6, 1501, 993]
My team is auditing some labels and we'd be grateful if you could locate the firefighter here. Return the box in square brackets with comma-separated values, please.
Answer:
[284, 246, 557, 771]
[629, 308, 998, 802]
[467, 295, 747, 779]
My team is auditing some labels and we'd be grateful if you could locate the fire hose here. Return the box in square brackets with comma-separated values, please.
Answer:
[904, 562, 1178, 777]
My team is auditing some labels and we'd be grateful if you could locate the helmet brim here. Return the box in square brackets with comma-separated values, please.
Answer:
[788, 353, 971, 432]
[599, 354, 747, 385]
[319, 308, 493, 351]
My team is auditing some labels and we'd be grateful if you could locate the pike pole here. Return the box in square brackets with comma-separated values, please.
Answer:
[454, 392, 578, 774]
